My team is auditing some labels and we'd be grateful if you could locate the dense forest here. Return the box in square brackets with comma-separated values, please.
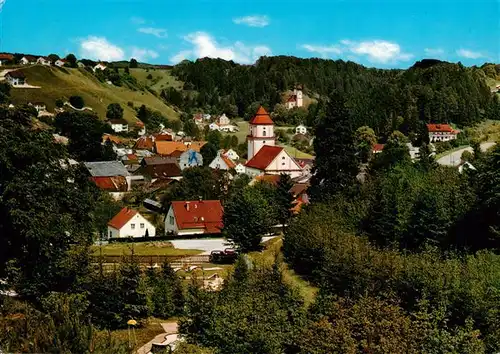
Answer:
[165, 57, 499, 140]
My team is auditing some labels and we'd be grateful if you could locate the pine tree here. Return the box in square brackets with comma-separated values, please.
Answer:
[276, 173, 295, 227]
[310, 93, 358, 202]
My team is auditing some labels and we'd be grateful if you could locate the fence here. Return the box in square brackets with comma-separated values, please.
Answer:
[91, 254, 211, 266]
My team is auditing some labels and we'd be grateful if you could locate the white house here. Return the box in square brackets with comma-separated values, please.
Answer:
[5, 71, 26, 86]
[29, 102, 46, 113]
[407, 143, 420, 160]
[55, 59, 67, 67]
[235, 163, 246, 174]
[285, 88, 303, 109]
[108, 119, 129, 133]
[209, 122, 220, 131]
[222, 148, 239, 161]
[93, 63, 107, 72]
[107, 207, 156, 238]
[217, 113, 230, 126]
[295, 124, 307, 135]
[209, 151, 236, 170]
[219, 124, 238, 133]
[20, 56, 37, 65]
[36, 57, 52, 66]
[427, 124, 459, 142]
[164, 200, 223, 236]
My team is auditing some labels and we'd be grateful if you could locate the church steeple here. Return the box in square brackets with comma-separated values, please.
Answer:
[247, 106, 275, 160]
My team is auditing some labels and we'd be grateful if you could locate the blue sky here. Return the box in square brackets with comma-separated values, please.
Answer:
[0, 0, 498, 68]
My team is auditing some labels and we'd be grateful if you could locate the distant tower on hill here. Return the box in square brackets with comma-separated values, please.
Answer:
[247, 106, 276, 160]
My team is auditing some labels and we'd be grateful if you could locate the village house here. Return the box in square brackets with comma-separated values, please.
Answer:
[20, 55, 37, 65]
[209, 150, 236, 170]
[222, 148, 239, 161]
[179, 149, 203, 170]
[90, 176, 128, 200]
[54, 59, 67, 67]
[93, 63, 107, 72]
[134, 136, 155, 151]
[209, 122, 220, 131]
[295, 124, 307, 135]
[219, 124, 238, 133]
[0, 53, 14, 66]
[108, 207, 156, 238]
[245, 106, 303, 178]
[36, 57, 52, 66]
[372, 144, 385, 154]
[135, 121, 146, 136]
[285, 88, 303, 109]
[29, 102, 46, 113]
[217, 113, 230, 126]
[193, 113, 204, 125]
[84, 160, 130, 177]
[235, 163, 246, 174]
[164, 200, 223, 236]
[155, 141, 206, 156]
[427, 124, 459, 142]
[5, 70, 26, 86]
[108, 119, 129, 133]
[137, 156, 182, 182]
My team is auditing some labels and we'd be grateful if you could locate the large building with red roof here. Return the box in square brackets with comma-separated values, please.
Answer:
[165, 200, 223, 236]
[427, 124, 459, 142]
[107, 207, 156, 238]
[245, 106, 303, 178]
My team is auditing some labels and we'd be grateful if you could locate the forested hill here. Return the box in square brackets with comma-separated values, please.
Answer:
[169, 56, 498, 138]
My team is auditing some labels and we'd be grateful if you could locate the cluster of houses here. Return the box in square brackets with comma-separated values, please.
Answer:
[0, 52, 108, 72]
[193, 112, 239, 133]
[97, 106, 313, 239]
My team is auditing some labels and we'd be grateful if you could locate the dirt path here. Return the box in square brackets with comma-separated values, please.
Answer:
[136, 322, 178, 354]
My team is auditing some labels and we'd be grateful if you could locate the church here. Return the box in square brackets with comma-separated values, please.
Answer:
[245, 107, 303, 179]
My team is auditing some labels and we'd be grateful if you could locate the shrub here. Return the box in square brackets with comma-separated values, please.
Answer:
[69, 95, 84, 109]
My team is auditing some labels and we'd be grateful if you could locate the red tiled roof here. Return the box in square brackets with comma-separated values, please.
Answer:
[141, 163, 182, 179]
[102, 134, 123, 145]
[91, 176, 128, 192]
[154, 133, 173, 141]
[136, 121, 145, 127]
[134, 136, 155, 150]
[0, 54, 13, 60]
[222, 156, 236, 169]
[289, 183, 309, 197]
[126, 154, 138, 161]
[169, 150, 184, 158]
[6, 70, 25, 78]
[245, 146, 283, 170]
[171, 200, 223, 233]
[287, 95, 297, 103]
[373, 143, 385, 152]
[108, 208, 138, 230]
[249, 106, 274, 125]
[427, 124, 455, 133]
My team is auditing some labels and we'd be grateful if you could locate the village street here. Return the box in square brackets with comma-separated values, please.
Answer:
[437, 142, 496, 166]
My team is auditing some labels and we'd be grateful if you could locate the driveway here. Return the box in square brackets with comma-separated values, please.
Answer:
[171, 237, 276, 255]
[437, 142, 496, 166]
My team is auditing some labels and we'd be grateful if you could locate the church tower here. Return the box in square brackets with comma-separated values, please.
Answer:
[247, 106, 275, 160]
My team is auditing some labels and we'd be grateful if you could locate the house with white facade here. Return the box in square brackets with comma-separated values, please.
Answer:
[36, 57, 52, 66]
[219, 125, 238, 132]
[93, 63, 107, 72]
[29, 102, 46, 113]
[5, 71, 26, 86]
[55, 59, 67, 67]
[107, 207, 156, 238]
[217, 113, 230, 126]
[245, 106, 303, 178]
[427, 124, 459, 142]
[285, 88, 303, 109]
[108, 119, 129, 133]
[222, 149, 239, 161]
[20, 56, 37, 65]
[179, 149, 203, 170]
[295, 124, 307, 135]
[164, 200, 223, 236]
[209, 151, 236, 170]
[209, 122, 220, 131]
[235, 163, 246, 174]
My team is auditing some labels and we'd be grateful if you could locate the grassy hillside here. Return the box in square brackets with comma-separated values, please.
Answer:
[9, 66, 180, 123]
[129, 68, 184, 93]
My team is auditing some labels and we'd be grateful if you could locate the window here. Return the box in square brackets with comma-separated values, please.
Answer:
[282, 156, 286, 159]
[263, 130, 267, 137]
[263, 141, 266, 144]
[109, 230, 112, 238]
[169, 216, 174, 225]
[282, 162, 286, 166]
[131, 224, 135, 230]
[140, 223, 145, 229]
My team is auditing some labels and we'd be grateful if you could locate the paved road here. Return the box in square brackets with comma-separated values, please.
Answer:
[136, 322, 178, 354]
[437, 142, 496, 166]
[170, 237, 276, 255]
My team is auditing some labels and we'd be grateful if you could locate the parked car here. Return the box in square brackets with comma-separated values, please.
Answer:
[209, 248, 238, 264]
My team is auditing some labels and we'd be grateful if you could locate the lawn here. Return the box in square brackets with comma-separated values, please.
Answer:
[129, 68, 184, 93]
[109, 319, 166, 351]
[9, 66, 180, 123]
[91, 242, 203, 256]
[470, 119, 500, 142]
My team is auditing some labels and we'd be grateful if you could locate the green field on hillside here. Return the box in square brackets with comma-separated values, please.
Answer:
[9, 66, 180, 123]
[129, 68, 184, 93]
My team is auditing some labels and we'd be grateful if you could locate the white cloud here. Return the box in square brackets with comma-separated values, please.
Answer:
[0, 0, 7, 12]
[300, 39, 412, 64]
[301, 44, 343, 57]
[79, 36, 125, 61]
[131, 17, 145, 25]
[456, 48, 484, 59]
[138, 27, 167, 38]
[233, 15, 270, 27]
[131, 47, 159, 61]
[170, 32, 271, 64]
[424, 48, 445, 57]
[341, 40, 413, 63]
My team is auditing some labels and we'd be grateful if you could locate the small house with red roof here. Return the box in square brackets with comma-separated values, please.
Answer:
[36, 57, 52, 66]
[209, 150, 236, 170]
[0, 53, 14, 66]
[372, 143, 385, 154]
[427, 124, 459, 142]
[107, 207, 156, 238]
[285, 88, 303, 109]
[55, 59, 67, 67]
[164, 200, 223, 236]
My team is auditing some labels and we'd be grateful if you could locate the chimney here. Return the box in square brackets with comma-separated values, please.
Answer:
[185, 202, 190, 211]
